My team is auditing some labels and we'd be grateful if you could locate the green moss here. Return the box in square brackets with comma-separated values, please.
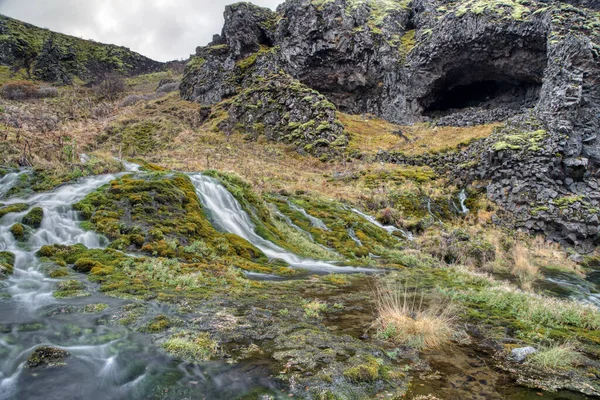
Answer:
[103, 119, 182, 157]
[142, 315, 172, 333]
[0, 14, 161, 83]
[162, 331, 218, 362]
[9, 223, 26, 241]
[53, 279, 89, 298]
[343, 355, 382, 383]
[492, 129, 547, 152]
[73, 258, 103, 273]
[0, 203, 28, 218]
[398, 29, 415, 63]
[22, 207, 43, 228]
[454, 0, 533, 20]
[0, 251, 15, 277]
[83, 303, 109, 313]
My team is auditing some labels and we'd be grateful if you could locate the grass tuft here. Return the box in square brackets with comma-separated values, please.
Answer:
[373, 282, 455, 350]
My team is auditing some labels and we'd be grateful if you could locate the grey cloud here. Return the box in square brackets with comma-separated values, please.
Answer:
[0, 0, 282, 61]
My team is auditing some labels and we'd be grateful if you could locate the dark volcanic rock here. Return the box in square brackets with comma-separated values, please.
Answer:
[181, 0, 600, 250]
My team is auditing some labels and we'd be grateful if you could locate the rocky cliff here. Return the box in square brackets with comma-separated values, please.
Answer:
[181, 0, 600, 252]
[0, 14, 164, 84]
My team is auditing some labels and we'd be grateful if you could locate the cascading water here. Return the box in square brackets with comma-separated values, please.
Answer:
[0, 172, 128, 399]
[189, 174, 372, 274]
[458, 189, 469, 214]
[0, 172, 25, 199]
[288, 202, 330, 231]
[0, 166, 288, 399]
[351, 208, 414, 241]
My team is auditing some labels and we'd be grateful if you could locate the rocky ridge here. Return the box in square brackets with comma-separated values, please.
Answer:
[181, 0, 600, 251]
[0, 14, 164, 84]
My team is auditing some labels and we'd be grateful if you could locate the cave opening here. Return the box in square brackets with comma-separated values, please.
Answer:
[419, 66, 543, 118]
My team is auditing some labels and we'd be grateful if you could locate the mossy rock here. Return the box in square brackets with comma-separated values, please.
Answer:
[73, 258, 103, 273]
[0, 251, 15, 278]
[0, 203, 28, 218]
[22, 207, 43, 228]
[142, 315, 172, 333]
[9, 223, 27, 241]
[26, 346, 70, 368]
[343, 355, 382, 383]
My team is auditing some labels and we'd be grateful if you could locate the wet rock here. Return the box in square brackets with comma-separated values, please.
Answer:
[511, 346, 536, 362]
[26, 346, 70, 368]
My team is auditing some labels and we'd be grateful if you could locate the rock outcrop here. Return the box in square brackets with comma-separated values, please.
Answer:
[181, 0, 600, 251]
[0, 14, 164, 84]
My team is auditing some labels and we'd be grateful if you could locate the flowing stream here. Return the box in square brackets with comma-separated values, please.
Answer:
[0, 169, 597, 399]
[0, 169, 286, 399]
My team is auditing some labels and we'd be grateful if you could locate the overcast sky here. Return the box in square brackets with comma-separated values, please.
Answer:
[0, 0, 282, 62]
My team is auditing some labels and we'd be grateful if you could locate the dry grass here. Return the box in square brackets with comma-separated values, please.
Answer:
[373, 282, 456, 350]
[342, 113, 500, 156]
[530, 235, 581, 274]
[512, 242, 539, 289]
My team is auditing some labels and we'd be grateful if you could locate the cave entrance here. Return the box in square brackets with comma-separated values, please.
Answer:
[419, 67, 543, 118]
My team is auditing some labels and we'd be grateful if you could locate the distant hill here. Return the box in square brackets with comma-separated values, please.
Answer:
[0, 14, 164, 84]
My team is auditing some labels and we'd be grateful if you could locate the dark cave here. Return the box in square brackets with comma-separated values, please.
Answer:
[419, 67, 543, 117]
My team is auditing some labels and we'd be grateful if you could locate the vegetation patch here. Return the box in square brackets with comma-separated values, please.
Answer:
[0, 251, 15, 278]
[162, 331, 219, 362]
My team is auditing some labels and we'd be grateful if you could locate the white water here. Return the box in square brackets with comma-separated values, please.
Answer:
[458, 189, 470, 214]
[288, 202, 329, 231]
[0, 172, 24, 199]
[351, 208, 414, 241]
[189, 174, 372, 274]
[0, 165, 145, 399]
[347, 228, 363, 247]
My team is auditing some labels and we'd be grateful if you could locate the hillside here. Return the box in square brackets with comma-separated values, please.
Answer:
[180, 0, 600, 254]
[0, 14, 164, 84]
[0, 3, 599, 400]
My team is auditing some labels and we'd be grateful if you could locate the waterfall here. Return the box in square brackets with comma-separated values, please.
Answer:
[0, 172, 24, 199]
[287, 202, 329, 231]
[189, 174, 371, 274]
[351, 208, 414, 241]
[458, 189, 469, 214]
[0, 166, 145, 399]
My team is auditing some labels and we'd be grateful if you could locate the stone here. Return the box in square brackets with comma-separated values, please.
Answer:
[26, 346, 70, 368]
[511, 346, 536, 362]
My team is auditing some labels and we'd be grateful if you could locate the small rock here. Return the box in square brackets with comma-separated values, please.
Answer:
[511, 346, 536, 362]
[26, 346, 70, 368]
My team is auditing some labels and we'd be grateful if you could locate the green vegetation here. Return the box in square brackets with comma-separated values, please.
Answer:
[53, 279, 89, 298]
[0, 203, 28, 218]
[0, 14, 161, 83]
[0, 251, 15, 277]
[529, 344, 581, 371]
[492, 129, 547, 152]
[162, 331, 218, 362]
[454, 0, 533, 20]
[22, 207, 43, 228]
[9, 223, 27, 241]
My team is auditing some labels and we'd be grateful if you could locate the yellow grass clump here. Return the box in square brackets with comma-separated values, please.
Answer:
[373, 282, 455, 350]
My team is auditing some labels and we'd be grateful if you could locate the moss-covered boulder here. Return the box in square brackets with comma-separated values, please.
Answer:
[22, 207, 43, 228]
[0, 203, 28, 218]
[9, 223, 27, 241]
[26, 346, 70, 368]
[0, 251, 15, 278]
[72, 173, 268, 267]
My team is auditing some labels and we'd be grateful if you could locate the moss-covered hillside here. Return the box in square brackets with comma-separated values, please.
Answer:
[0, 14, 164, 84]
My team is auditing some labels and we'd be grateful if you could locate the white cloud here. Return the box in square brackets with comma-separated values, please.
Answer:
[0, 0, 282, 62]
